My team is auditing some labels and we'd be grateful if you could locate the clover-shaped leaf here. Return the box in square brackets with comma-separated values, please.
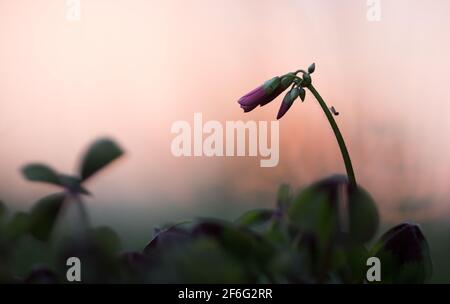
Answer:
[80, 138, 124, 181]
[28, 193, 66, 241]
[22, 164, 61, 186]
[289, 185, 334, 246]
[58, 175, 90, 195]
[288, 176, 344, 239]
[348, 186, 379, 243]
[22, 165, 90, 196]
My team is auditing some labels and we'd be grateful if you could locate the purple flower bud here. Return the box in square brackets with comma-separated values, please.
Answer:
[240, 103, 259, 113]
[277, 88, 299, 120]
[238, 75, 294, 113]
[372, 222, 432, 283]
[238, 84, 270, 109]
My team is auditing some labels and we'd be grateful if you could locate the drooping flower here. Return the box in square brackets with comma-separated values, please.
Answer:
[238, 74, 294, 113]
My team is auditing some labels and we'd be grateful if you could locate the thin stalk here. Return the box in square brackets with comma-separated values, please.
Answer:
[74, 194, 90, 228]
[307, 84, 357, 188]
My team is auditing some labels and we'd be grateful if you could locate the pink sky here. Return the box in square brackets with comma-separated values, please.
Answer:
[1, 0, 450, 220]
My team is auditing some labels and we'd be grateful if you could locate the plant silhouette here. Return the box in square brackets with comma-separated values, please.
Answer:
[0, 67, 433, 283]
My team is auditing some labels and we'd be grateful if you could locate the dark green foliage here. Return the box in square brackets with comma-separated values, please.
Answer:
[22, 164, 61, 186]
[277, 183, 292, 211]
[235, 209, 274, 228]
[28, 193, 66, 241]
[6, 212, 30, 241]
[24, 267, 59, 284]
[80, 138, 124, 181]
[17, 138, 124, 241]
[22, 164, 91, 195]
[0, 177, 433, 283]
[22, 138, 123, 195]
[348, 186, 379, 243]
[0, 138, 433, 284]
[301, 73, 312, 87]
[57, 175, 91, 195]
[371, 223, 432, 283]
[0, 201, 5, 217]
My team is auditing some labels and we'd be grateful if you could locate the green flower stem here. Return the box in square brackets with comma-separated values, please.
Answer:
[307, 84, 357, 188]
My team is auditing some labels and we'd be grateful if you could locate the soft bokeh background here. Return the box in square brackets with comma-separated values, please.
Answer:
[1, 0, 450, 280]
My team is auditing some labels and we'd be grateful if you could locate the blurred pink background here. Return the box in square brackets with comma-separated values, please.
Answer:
[1, 0, 450, 221]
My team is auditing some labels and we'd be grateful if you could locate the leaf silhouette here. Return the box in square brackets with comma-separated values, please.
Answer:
[28, 193, 66, 241]
[22, 164, 61, 186]
[80, 138, 124, 181]
[348, 186, 379, 243]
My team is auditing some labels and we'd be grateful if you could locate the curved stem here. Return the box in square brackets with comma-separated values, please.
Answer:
[307, 84, 357, 188]
[294, 69, 306, 75]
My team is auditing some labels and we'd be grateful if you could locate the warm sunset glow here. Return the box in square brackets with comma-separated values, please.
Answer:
[1, 0, 450, 222]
